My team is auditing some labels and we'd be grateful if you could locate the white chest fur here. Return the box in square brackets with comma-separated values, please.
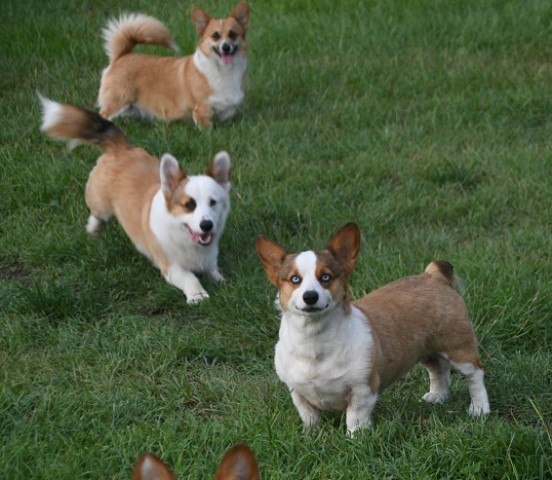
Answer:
[193, 51, 247, 120]
[275, 306, 374, 412]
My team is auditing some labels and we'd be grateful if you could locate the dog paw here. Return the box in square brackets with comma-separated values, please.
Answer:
[302, 421, 320, 434]
[468, 402, 490, 417]
[347, 421, 371, 437]
[86, 215, 103, 235]
[192, 107, 212, 128]
[186, 291, 209, 304]
[209, 270, 225, 282]
[422, 392, 447, 404]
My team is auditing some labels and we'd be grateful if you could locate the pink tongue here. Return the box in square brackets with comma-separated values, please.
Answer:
[190, 231, 211, 244]
[222, 54, 233, 65]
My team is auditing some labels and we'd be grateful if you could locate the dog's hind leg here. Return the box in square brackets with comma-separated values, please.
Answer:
[86, 214, 110, 235]
[449, 357, 490, 416]
[420, 353, 451, 404]
[85, 177, 113, 235]
[99, 99, 127, 121]
[98, 81, 129, 121]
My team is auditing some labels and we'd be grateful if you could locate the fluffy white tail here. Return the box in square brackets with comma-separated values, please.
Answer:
[38, 94, 130, 152]
[102, 13, 179, 63]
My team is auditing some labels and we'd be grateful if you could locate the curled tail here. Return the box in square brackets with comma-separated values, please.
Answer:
[38, 94, 131, 152]
[425, 260, 465, 293]
[102, 13, 179, 63]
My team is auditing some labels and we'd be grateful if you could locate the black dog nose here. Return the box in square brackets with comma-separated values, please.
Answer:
[200, 220, 213, 232]
[303, 290, 319, 306]
[221, 42, 232, 54]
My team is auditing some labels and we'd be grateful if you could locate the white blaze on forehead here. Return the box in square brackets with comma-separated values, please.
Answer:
[294, 251, 318, 280]
[184, 175, 222, 201]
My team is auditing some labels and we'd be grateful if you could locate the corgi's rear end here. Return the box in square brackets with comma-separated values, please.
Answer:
[354, 260, 484, 395]
[133, 443, 260, 480]
[39, 94, 161, 244]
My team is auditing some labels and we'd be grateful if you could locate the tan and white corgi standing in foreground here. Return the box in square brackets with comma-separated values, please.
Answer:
[256, 223, 490, 435]
[98, 2, 249, 126]
[39, 96, 231, 304]
[133, 443, 260, 480]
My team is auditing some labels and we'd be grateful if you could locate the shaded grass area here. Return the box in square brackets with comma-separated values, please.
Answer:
[1, 0, 551, 478]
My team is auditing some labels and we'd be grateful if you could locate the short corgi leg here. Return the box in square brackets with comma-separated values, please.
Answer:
[86, 213, 111, 235]
[86, 215, 105, 235]
[207, 265, 225, 282]
[290, 390, 321, 431]
[98, 85, 128, 121]
[450, 359, 490, 416]
[99, 100, 125, 121]
[192, 103, 213, 128]
[85, 175, 114, 234]
[420, 354, 451, 404]
[346, 385, 378, 435]
[164, 265, 209, 304]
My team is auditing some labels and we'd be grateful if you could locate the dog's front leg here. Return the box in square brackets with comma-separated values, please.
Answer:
[346, 385, 379, 435]
[207, 264, 225, 282]
[164, 265, 209, 304]
[290, 390, 321, 431]
[192, 103, 213, 128]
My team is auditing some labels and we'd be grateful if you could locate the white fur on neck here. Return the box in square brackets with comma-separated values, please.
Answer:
[193, 50, 247, 120]
[275, 305, 374, 412]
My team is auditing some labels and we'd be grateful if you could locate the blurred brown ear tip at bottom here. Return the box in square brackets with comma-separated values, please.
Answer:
[133, 443, 260, 480]
[215, 443, 261, 480]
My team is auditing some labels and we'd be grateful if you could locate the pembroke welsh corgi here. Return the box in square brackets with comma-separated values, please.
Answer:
[98, 2, 249, 126]
[256, 223, 490, 434]
[133, 443, 260, 480]
[39, 95, 231, 304]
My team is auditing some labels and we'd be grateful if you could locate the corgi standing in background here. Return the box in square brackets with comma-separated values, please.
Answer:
[39, 96, 231, 304]
[256, 223, 490, 435]
[133, 443, 260, 480]
[98, 2, 249, 126]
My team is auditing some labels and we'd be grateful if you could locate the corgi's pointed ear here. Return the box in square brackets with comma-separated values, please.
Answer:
[133, 454, 177, 480]
[191, 6, 211, 37]
[231, 2, 250, 30]
[326, 223, 360, 275]
[215, 443, 260, 480]
[207, 151, 231, 191]
[160, 154, 186, 197]
[256, 236, 288, 287]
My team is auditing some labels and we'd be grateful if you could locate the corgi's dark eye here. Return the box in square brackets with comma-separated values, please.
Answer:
[228, 30, 237, 40]
[210, 199, 217, 207]
[184, 199, 196, 211]
[290, 275, 302, 285]
[320, 273, 332, 283]
[212, 31, 221, 41]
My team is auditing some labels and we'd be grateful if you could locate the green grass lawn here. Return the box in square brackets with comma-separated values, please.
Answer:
[1, 0, 551, 478]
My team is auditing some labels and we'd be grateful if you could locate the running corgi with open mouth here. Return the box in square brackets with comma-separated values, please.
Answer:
[256, 223, 490, 434]
[39, 96, 231, 303]
[98, 2, 249, 126]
